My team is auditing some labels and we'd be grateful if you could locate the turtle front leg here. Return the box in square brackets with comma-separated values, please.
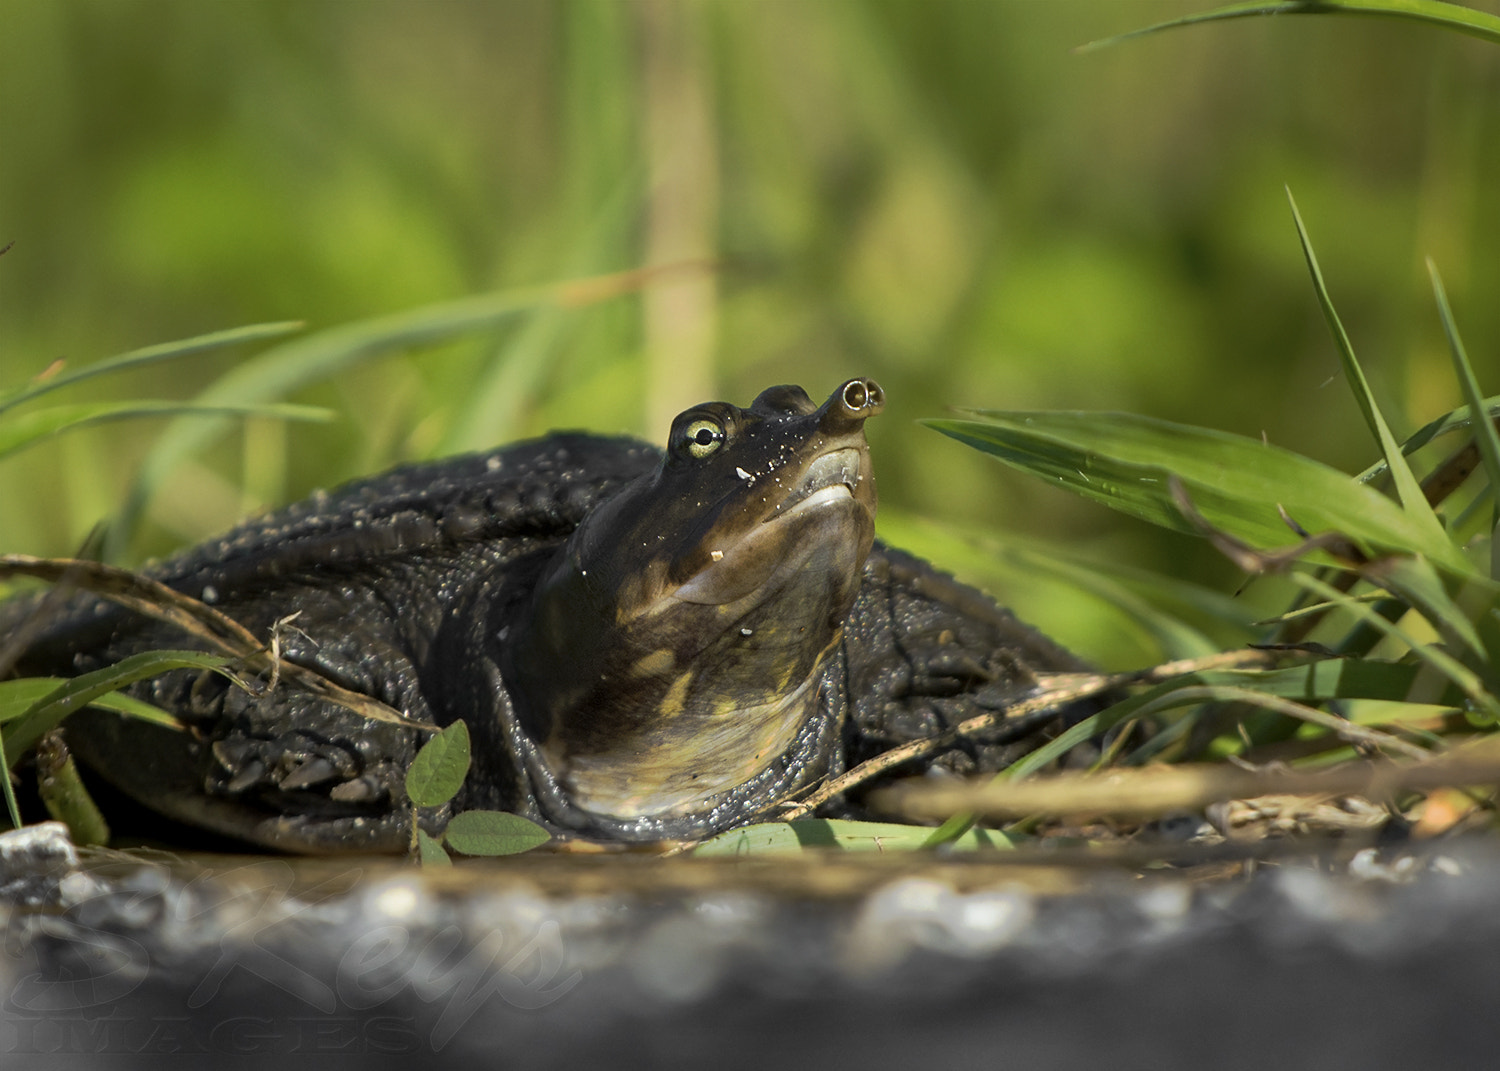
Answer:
[67, 670, 428, 854]
[841, 544, 1098, 777]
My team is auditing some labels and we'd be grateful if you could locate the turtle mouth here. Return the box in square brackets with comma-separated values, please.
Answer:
[775, 447, 864, 517]
[666, 444, 871, 608]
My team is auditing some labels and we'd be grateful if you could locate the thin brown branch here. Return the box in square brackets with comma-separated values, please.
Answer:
[0, 555, 428, 730]
[1169, 475, 1366, 571]
[870, 750, 1500, 824]
[1127, 684, 1430, 761]
[776, 648, 1286, 821]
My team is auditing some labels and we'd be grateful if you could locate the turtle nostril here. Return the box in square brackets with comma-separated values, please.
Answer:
[840, 378, 884, 416]
[822, 378, 885, 432]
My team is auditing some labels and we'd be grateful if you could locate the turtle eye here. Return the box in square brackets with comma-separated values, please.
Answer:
[681, 418, 725, 459]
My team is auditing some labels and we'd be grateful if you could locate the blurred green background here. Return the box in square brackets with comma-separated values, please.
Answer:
[2, 1, 1498, 668]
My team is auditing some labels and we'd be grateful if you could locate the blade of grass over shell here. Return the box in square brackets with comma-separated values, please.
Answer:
[0, 554, 421, 729]
[0, 677, 181, 729]
[926, 412, 1466, 569]
[0, 401, 331, 462]
[1294, 572, 1500, 721]
[0, 321, 304, 415]
[1000, 688, 1160, 784]
[1076, 0, 1500, 53]
[1286, 190, 1455, 561]
[111, 267, 683, 558]
[1428, 259, 1500, 578]
[1, 649, 225, 763]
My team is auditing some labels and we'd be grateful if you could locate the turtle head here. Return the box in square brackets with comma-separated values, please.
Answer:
[506, 378, 883, 822]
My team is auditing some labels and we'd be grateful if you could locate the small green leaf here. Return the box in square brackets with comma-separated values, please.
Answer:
[693, 819, 1013, 855]
[416, 828, 452, 867]
[2, 650, 224, 763]
[443, 810, 552, 856]
[405, 721, 471, 808]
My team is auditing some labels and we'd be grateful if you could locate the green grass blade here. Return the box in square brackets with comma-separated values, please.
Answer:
[110, 283, 574, 554]
[1356, 394, 1500, 486]
[919, 811, 979, 848]
[927, 411, 1467, 569]
[1428, 259, 1500, 577]
[994, 547, 1226, 660]
[1361, 555, 1491, 661]
[1077, 0, 1500, 53]
[878, 512, 1256, 662]
[694, 819, 1012, 855]
[1286, 190, 1452, 558]
[438, 198, 633, 455]
[0, 677, 181, 730]
[1002, 654, 1465, 783]
[1227, 659, 1464, 708]
[0, 322, 304, 415]
[1295, 573, 1500, 721]
[0, 735, 18, 829]
[2, 649, 225, 763]
[0, 401, 331, 462]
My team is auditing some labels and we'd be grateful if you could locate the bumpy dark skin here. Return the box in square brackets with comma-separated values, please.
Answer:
[8, 380, 1090, 852]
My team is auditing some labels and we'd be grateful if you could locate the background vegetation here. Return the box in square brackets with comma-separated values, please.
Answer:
[3, 0, 1499, 672]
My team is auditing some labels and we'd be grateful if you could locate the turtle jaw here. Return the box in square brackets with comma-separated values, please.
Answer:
[543, 492, 873, 820]
[778, 447, 865, 512]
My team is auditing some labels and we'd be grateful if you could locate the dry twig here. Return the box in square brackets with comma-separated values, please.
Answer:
[0, 554, 426, 729]
[869, 748, 1500, 823]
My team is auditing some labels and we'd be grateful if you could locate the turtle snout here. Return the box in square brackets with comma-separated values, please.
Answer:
[820, 378, 884, 434]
